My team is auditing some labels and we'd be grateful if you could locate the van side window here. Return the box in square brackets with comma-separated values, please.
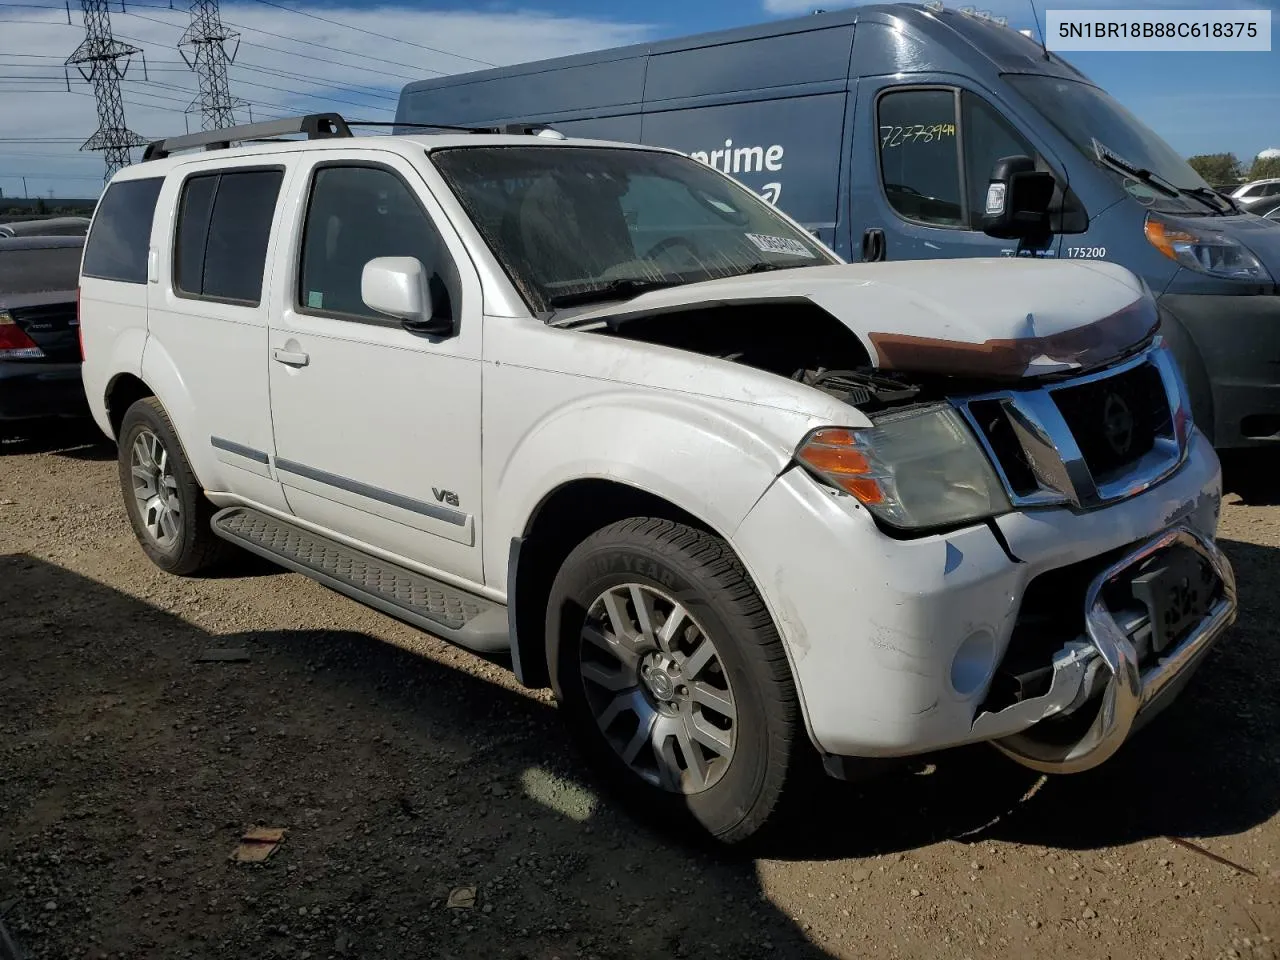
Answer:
[297, 164, 455, 322]
[960, 92, 1039, 230]
[173, 168, 283, 306]
[82, 177, 163, 283]
[876, 90, 964, 227]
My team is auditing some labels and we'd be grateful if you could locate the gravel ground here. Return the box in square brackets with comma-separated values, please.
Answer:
[1, 427, 1277, 960]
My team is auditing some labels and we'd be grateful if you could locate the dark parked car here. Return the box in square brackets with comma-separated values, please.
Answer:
[0, 216, 91, 239]
[0, 235, 88, 438]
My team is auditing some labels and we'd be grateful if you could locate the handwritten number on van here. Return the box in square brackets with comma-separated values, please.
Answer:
[1066, 247, 1107, 259]
[879, 124, 957, 149]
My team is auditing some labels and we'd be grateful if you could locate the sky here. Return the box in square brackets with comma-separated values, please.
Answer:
[0, 0, 1277, 199]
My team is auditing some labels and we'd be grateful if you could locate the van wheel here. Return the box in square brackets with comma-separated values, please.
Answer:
[546, 518, 800, 844]
[117, 397, 232, 576]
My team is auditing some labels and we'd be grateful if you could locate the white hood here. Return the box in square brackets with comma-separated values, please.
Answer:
[572, 258, 1155, 379]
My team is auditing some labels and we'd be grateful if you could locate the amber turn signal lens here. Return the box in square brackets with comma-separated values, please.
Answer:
[1144, 217, 1195, 263]
[796, 429, 886, 505]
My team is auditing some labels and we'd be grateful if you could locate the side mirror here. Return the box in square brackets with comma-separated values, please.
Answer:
[981, 155, 1057, 251]
[361, 256, 454, 336]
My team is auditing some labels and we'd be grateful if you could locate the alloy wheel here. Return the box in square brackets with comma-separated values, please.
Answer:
[129, 429, 181, 549]
[578, 583, 737, 794]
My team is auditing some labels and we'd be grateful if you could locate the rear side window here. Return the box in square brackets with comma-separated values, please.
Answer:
[174, 168, 283, 306]
[82, 177, 163, 283]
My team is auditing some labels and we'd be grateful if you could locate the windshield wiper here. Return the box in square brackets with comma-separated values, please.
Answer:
[1090, 138, 1180, 198]
[545, 277, 681, 313]
[1178, 185, 1239, 215]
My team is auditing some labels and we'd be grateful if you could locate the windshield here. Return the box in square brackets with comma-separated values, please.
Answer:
[0, 246, 82, 295]
[430, 146, 835, 314]
[1006, 75, 1214, 212]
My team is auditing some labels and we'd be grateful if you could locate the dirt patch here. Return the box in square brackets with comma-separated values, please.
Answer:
[1, 431, 1277, 959]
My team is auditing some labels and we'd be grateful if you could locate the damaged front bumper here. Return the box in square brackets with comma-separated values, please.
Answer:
[974, 525, 1236, 774]
[732, 428, 1230, 770]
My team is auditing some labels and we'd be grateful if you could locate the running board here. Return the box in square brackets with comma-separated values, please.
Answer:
[211, 506, 509, 653]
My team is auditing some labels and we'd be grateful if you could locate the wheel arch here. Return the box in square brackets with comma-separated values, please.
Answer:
[104, 372, 154, 439]
[508, 477, 725, 689]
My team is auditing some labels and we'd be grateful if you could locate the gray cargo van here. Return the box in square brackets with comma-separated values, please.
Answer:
[397, 2, 1280, 449]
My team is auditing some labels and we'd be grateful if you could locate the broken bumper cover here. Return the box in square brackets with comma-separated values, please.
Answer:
[732, 429, 1228, 765]
[979, 525, 1236, 774]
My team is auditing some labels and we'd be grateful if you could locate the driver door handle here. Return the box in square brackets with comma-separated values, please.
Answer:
[861, 228, 886, 263]
[272, 348, 309, 367]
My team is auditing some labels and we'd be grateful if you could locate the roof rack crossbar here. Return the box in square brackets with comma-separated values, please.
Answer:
[142, 113, 352, 161]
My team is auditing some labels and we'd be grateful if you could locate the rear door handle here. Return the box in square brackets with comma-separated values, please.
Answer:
[272, 348, 309, 367]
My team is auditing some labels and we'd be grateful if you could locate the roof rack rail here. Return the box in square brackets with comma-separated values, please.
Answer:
[142, 113, 351, 161]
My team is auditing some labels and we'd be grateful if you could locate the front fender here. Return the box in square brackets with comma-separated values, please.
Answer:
[483, 389, 831, 588]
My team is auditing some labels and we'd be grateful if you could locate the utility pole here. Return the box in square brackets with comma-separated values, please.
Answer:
[66, 0, 147, 180]
[180, 0, 245, 131]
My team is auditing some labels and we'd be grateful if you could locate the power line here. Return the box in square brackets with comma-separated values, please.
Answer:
[116, 11, 445, 78]
[246, 0, 494, 67]
[1, 0, 493, 68]
[2, 58, 397, 102]
[5, 43, 423, 83]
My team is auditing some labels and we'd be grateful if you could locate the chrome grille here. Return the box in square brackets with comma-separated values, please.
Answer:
[955, 340, 1190, 510]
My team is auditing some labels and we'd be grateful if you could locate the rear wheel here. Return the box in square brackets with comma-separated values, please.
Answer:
[546, 517, 800, 843]
[117, 397, 232, 575]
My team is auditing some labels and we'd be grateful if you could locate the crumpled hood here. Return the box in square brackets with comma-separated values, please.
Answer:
[572, 258, 1156, 379]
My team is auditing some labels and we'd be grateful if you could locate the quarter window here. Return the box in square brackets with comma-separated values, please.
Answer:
[82, 177, 163, 283]
[297, 164, 455, 322]
[173, 169, 283, 305]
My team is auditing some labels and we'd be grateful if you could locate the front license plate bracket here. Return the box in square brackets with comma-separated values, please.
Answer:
[1129, 547, 1220, 656]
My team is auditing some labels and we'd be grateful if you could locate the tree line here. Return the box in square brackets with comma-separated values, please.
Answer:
[1188, 153, 1280, 186]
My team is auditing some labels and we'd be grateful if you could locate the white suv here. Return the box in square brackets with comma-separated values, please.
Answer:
[80, 114, 1236, 843]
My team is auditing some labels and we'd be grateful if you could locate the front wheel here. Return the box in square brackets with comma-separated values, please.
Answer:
[117, 397, 233, 576]
[546, 518, 801, 843]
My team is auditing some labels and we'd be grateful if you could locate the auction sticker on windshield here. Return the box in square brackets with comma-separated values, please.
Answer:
[745, 234, 816, 257]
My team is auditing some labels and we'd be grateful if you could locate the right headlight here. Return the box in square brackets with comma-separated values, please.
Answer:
[796, 406, 1010, 531]
[1144, 213, 1272, 281]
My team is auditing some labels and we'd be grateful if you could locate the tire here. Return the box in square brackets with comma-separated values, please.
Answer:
[545, 517, 800, 844]
[117, 397, 233, 576]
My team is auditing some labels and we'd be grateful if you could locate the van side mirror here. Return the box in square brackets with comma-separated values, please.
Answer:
[981, 155, 1057, 251]
[361, 256, 454, 336]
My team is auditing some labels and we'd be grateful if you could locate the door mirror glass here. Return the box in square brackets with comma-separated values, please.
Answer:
[361, 256, 453, 336]
[980, 155, 1057, 250]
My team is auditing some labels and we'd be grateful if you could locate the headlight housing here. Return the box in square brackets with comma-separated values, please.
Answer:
[1144, 214, 1271, 281]
[796, 406, 1011, 531]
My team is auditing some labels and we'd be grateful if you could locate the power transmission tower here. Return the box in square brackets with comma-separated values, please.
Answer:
[65, 0, 147, 180]
[179, 0, 245, 131]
